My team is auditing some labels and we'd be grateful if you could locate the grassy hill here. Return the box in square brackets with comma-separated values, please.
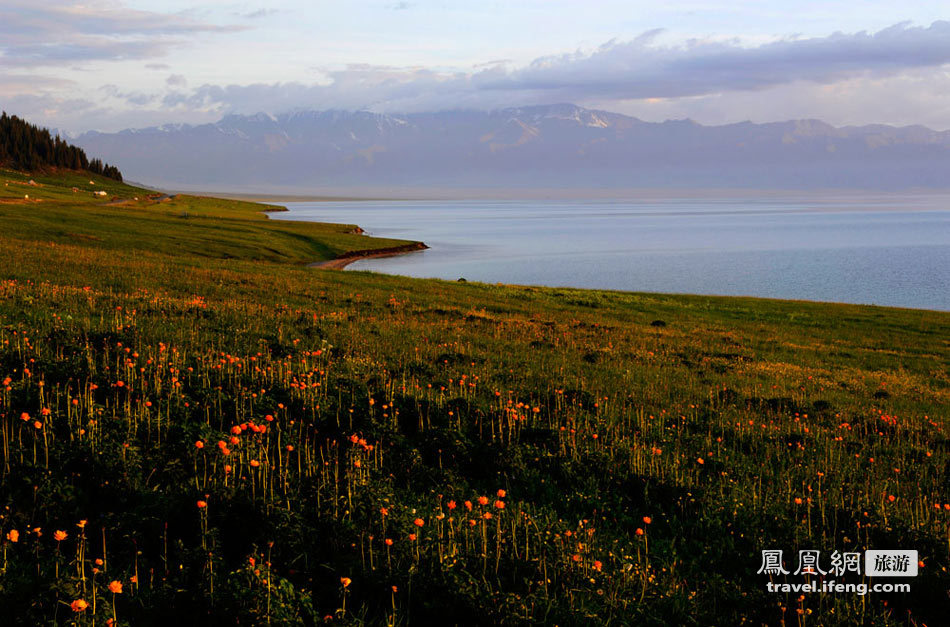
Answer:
[1, 169, 415, 264]
[0, 171, 947, 625]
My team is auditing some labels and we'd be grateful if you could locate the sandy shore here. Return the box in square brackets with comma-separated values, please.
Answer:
[308, 241, 429, 269]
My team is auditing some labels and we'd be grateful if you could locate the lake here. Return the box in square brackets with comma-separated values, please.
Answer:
[277, 194, 950, 311]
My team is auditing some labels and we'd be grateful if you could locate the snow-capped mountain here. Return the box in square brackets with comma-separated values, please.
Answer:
[74, 104, 950, 191]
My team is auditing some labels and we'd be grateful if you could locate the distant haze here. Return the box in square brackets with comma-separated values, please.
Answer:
[74, 104, 950, 192]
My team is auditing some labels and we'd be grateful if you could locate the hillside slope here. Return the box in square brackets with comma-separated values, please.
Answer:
[0, 172, 946, 625]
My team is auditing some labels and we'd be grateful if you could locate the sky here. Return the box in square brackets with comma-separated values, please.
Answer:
[2, 1, 950, 133]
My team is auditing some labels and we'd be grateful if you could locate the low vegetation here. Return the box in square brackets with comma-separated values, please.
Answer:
[0, 171, 947, 625]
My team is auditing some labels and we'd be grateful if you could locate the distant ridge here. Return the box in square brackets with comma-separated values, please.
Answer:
[75, 105, 950, 191]
[1, 112, 123, 181]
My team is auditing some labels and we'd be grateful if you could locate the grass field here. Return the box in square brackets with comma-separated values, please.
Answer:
[0, 170, 947, 625]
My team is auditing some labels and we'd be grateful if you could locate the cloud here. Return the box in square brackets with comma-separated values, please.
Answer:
[9, 20, 950, 132]
[150, 21, 950, 117]
[0, 73, 76, 93]
[605, 69, 950, 130]
[476, 21, 950, 100]
[241, 8, 278, 19]
[0, 1, 244, 67]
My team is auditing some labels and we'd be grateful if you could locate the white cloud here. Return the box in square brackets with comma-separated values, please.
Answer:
[7, 18, 950, 132]
[0, 1, 244, 67]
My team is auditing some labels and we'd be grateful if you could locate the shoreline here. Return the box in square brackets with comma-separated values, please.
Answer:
[308, 241, 429, 269]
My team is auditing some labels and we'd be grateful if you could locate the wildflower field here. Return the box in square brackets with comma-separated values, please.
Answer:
[0, 171, 947, 625]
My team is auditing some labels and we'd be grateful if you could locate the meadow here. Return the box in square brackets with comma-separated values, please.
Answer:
[0, 170, 947, 625]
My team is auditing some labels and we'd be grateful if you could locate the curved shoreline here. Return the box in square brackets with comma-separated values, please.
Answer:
[308, 241, 429, 269]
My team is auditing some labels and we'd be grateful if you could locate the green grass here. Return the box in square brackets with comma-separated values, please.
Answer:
[0, 171, 947, 625]
[1, 168, 413, 263]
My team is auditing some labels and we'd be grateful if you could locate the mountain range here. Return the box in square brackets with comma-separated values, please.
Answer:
[73, 104, 950, 192]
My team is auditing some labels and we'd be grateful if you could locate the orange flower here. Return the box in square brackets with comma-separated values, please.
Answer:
[477, 496, 489, 506]
[196, 500, 207, 509]
[408, 533, 417, 541]
[642, 516, 652, 525]
[250, 459, 260, 468]
[635, 528, 644, 536]
[70, 599, 88, 612]
[384, 538, 393, 546]
[496, 489, 506, 498]
[464, 500, 473, 511]
[446, 500, 457, 510]
[77, 520, 87, 529]
[340, 577, 351, 588]
[19, 412, 30, 422]
[794, 497, 803, 505]
[571, 554, 581, 562]
[6, 529, 18, 543]
[53, 530, 67, 542]
[108, 580, 123, 594]
[195, 441, 204, 449]
[413, 518, 424, 527]
[494, 500, 505, 510]
[593, 560, 603, 571]
[697, 458, 704, 465]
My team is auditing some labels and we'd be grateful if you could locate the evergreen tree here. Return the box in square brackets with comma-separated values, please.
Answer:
[0, 111, 122, 181]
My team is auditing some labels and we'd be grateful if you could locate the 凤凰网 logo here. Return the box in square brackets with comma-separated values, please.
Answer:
[757, 549, 917, 595]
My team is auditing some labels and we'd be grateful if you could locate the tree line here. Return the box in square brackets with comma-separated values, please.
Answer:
[0, 112, 122, 181]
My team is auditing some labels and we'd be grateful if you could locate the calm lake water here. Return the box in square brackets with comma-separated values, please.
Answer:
[278, 195, 950, 311]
